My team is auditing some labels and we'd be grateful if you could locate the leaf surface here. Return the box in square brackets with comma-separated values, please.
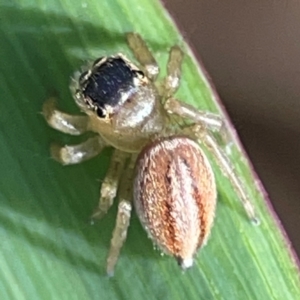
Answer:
[0, 1, 299, 299]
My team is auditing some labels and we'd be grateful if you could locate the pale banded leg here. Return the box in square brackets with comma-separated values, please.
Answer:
[91, 150, 129, 221]
[106, 154, 137, 276]
[166, 99, 259, 224]
[43, 97, 89, 135]
[51, 136, 105, 165]
[165, 98, 232, 148]
[162, 45, 184, 98]
[126, 32, 159, 80]
[165, 98, 223, 132]
[192, 125, 260, 225]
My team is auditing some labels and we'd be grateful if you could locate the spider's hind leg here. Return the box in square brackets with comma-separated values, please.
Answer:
[193, 125, 259, 225]
[91, 150, 129, 221]
[165, 99, 259, 225]
[106, 154, 136, 276]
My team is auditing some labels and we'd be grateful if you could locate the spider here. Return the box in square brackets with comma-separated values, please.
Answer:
[43, 33, 259, 276]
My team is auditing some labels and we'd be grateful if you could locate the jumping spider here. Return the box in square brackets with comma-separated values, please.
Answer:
[43, 33, 259, 276]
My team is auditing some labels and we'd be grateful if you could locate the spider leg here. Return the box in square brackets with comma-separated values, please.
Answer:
[165, 98, 224, 132]
[126, 32, 159, 80]
[91, 150, 129, 221]
[43, 97, 90, 135]
[165, 97, 233, 147]
[161, 45, 184, 98]
[106, 154, 136, 276]
[165, 100, 259, 224]
[51, 136, 105, 165]
[193, 125, 259, 225]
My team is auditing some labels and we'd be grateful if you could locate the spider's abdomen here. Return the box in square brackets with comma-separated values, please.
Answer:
[133, 136, 217, 269]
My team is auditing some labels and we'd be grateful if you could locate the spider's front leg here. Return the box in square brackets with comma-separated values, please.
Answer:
[43, 97, 89, 135]
[106, 154, 136, 276]
[161, 43, 184, 98]
[126, 32, 159, 80]
[126, 32, 184, 98]
[43, 97, 106, 165]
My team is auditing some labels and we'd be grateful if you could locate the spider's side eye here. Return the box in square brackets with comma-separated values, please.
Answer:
[96, 106, 106, 118]
[135, 70, 145, 78]
[79, 71, 89, 87]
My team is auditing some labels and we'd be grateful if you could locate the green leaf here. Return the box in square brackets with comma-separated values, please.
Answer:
[0, 1, 299, 299]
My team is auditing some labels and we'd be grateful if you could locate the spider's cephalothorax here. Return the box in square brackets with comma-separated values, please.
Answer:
[43, 33, 259, 276]
[70, 53, 167, 152]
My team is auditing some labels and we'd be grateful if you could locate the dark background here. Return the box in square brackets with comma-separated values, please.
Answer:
[164, 1, 300, 257]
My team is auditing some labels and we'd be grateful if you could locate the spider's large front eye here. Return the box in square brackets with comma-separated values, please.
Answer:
[81, 56, 141, 117]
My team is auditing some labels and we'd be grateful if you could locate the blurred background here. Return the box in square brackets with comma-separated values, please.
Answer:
[164, 1, 300, 256]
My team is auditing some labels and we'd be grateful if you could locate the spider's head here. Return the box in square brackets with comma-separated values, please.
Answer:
[72, 54, 148, 120]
